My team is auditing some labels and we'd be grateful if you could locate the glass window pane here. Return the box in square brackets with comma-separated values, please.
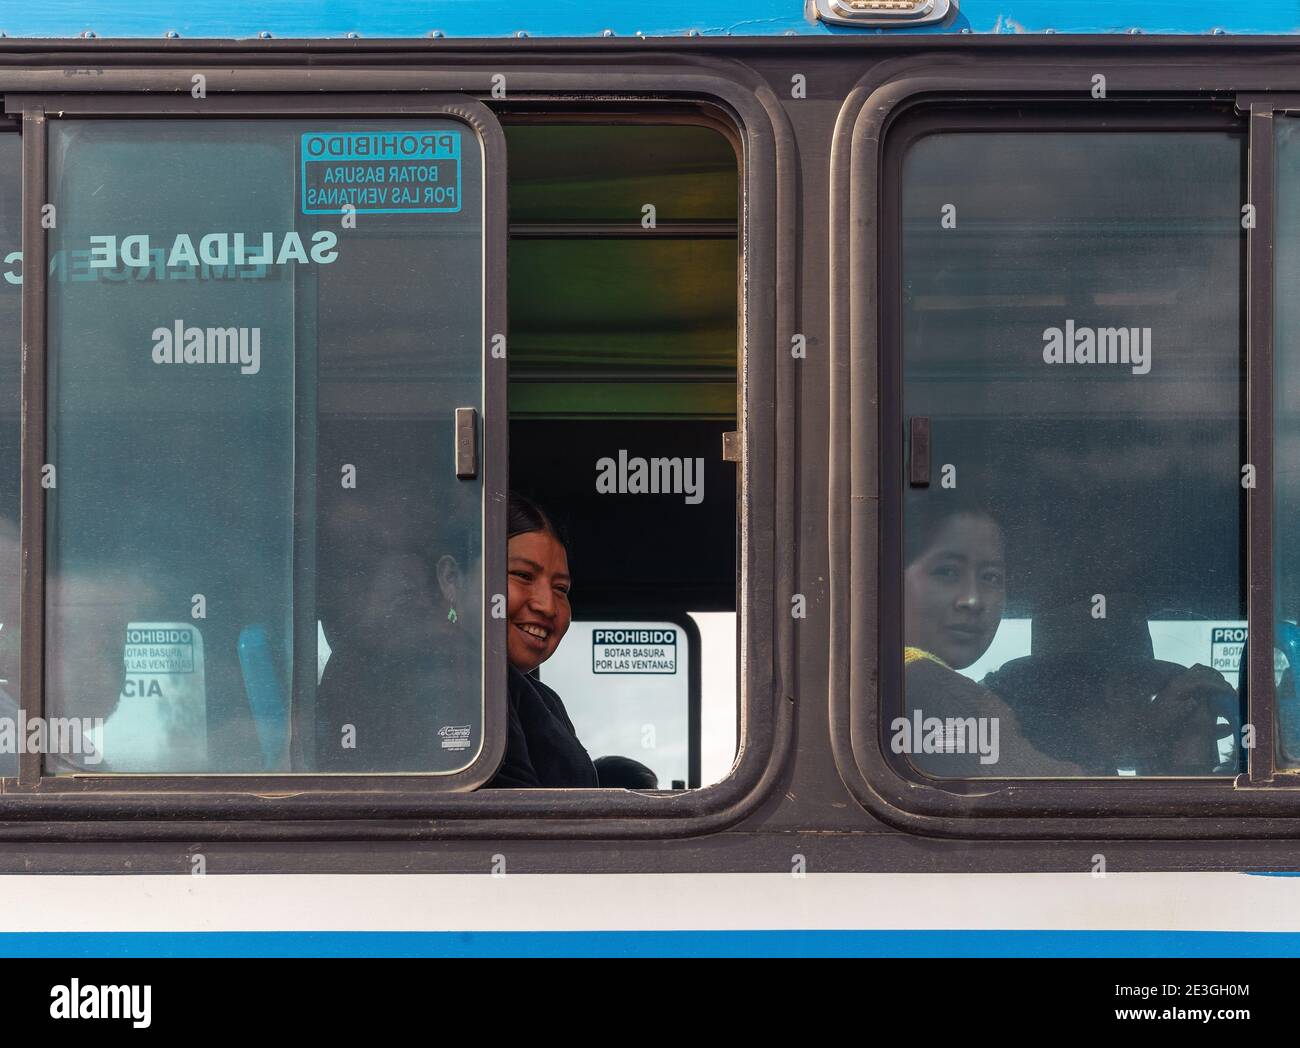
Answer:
[46, 120, 485, 775]
[0, 132, 19, 777]
[898, 129, 1244, 778]
[1272, 117, 1300, 766]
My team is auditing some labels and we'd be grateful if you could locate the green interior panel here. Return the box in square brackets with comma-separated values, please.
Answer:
[509, 238, 737, 369]
[508, 380, 736, 420]
[506, 121, 739, 420]
[505, 124, 738, 225]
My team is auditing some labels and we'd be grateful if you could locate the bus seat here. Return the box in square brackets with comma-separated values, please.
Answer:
[238, 624, 289, 771]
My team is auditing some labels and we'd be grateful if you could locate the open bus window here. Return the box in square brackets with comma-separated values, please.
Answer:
[44, 118, 492, 776]
[896, 126, 1245, 778]
[505, 118, 740, 788]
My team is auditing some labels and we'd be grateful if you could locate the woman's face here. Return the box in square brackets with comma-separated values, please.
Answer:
[506, 529, 572, 672]
[904, 513, 1006, 670]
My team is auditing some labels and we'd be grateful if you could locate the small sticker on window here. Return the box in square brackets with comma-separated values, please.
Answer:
[106, 622, 208, 771]
[438, 724, 472, 751]
[300, 131, 462, 214]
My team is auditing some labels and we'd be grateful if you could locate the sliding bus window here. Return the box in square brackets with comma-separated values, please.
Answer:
[894, 121, 1245, 779]
[44, 118, 494, 777]
[0, 130, 18, 775]
[1273, 115, 1300, 768]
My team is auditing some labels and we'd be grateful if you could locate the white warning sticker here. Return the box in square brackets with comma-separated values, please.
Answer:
[592, 628, 678, 675]
[124, 626, 197, 674]
[104, 621, 207, 771]
[1211, 626, 1247, 675]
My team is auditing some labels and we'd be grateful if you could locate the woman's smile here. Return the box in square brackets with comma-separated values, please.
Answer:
[514, 620, 553, 647]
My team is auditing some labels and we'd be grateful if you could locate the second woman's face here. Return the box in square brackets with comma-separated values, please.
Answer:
[506, 529, 572, 672]
[903, 514, 1006, 670]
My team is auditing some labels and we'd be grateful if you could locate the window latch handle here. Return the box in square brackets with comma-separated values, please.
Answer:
[909, 416, 931, 488]
[455, 407, 478, 479]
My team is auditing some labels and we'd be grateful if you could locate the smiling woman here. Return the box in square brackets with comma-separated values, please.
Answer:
[484, 493, 598, 788]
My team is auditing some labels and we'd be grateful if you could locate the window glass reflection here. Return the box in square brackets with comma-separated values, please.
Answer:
[899, 130, 1245, 777]
[0, 133, 19, 776]
[46, 120, 484, 774]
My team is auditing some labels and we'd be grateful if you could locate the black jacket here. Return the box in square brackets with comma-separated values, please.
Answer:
[314, 642, 478, 773]
[485, 667, 598, 788]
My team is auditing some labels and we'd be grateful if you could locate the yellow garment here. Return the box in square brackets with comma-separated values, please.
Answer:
[903, 646, 949, 669]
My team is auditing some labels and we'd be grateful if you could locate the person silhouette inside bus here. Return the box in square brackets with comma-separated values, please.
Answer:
[484, 493, 598, 788]
[982, 591, 1237, 775]
[314, 468, 479, 772]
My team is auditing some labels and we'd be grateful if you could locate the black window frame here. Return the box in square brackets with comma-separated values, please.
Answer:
[0, 55, 793, 841]
[829, 57, 1300, 838]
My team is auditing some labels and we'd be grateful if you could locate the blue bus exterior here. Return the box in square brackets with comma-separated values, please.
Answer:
[6, 0, 1298, 39]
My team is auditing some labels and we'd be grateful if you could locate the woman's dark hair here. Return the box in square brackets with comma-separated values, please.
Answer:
[904, 495, 1002, 568]
[507, 491, 567, 546]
